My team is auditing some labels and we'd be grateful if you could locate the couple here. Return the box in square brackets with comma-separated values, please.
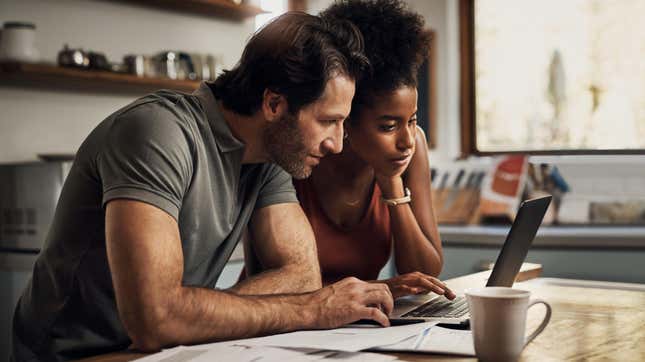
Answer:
[11, 1, 453, 361]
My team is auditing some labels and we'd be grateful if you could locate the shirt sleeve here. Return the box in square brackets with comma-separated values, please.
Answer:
[98, 101, 194, 220]
[254, 164, 299, 210]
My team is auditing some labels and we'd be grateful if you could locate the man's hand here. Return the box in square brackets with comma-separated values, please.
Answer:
[377, 272, 456, 300]
[307, 277, 394, 328]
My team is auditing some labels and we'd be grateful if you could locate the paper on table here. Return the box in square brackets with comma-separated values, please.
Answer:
[311, 349, 400, 361]
[374, 325, 475, 356]
[233, 321, 437, 352]
[133, 345, 319, 362]
[183, 322, 435, 353]
[188, 345, 320, 362]
[263, 348, 399, 361]
[133, 345, 401, 362]
[132, 346, 211, 362]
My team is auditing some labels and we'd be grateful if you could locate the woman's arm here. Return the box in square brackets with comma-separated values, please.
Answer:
[377, 127, 444, 277]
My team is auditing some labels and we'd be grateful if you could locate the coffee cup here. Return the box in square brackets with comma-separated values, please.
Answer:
[465, 287, 551, 362]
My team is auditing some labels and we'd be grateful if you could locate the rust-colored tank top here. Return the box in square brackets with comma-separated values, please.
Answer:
[294, 178, 392, 285]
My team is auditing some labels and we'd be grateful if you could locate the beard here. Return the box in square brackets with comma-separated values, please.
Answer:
[263, 111, 312, 179]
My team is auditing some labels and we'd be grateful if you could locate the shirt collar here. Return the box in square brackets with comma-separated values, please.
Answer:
[194, 82, 245, 153]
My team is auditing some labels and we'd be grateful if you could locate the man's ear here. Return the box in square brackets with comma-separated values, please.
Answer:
[261, 89, 288, 122]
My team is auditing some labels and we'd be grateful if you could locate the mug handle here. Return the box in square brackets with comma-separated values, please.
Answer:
[524, 299, 552, 346]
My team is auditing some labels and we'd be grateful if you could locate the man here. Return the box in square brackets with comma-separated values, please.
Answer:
[11, 13, 394, 362]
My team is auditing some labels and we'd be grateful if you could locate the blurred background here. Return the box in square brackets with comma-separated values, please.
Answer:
[1, 1, 644, 360]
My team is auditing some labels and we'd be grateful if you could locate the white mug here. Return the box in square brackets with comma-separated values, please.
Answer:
[465, 287, 551, 362]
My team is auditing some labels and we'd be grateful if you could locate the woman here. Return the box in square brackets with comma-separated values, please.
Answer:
[289, 0, 455, 299]
[243, 0, 454, 300]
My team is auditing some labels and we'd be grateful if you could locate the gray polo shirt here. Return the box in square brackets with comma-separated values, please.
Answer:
[11, 83, 298, 361]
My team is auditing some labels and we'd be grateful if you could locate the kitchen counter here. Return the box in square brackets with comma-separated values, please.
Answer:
[439, 225, 645, 248]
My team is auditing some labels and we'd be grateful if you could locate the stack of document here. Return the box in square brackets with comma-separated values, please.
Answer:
[134, 345, 399, 362]
[134, 321, 475, 361]
[373, 326, 475, 356]
[228, 321, 436, 352]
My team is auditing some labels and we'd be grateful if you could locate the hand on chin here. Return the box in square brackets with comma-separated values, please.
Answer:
[374, 173, 404, 198]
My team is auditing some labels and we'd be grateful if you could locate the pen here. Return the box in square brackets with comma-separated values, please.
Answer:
[413, 326, 432, 349]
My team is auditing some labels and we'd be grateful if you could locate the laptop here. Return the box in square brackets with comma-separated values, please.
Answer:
[389, 195, 552, 323]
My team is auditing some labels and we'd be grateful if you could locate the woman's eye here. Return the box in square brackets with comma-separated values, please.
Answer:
[379, 124, 396, 132]
[408, 118, 418, 126]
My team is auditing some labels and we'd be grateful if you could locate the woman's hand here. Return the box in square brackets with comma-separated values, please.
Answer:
[375, 272, 457, 300]
[375, 174, 405, 200]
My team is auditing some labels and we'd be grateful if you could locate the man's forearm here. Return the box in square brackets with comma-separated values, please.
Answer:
[130, 286, 314, 351]
[124, 277, 396, 353]
[230, 263, 322, 295]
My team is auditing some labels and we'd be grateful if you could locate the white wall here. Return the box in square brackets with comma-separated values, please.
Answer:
[408, 0, 462, 164]
[0, 0, 462, 164]
[0, 0, 257, 163]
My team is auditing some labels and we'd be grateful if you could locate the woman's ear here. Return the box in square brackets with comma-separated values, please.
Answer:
[261, 89, 288, 122]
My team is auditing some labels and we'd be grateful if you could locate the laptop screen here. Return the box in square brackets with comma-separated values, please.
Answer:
[486, 196, 552, 287]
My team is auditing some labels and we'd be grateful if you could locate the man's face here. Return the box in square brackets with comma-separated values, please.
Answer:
[264, 75, 355, 179]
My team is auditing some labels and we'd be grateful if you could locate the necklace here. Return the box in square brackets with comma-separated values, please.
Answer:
[341, 180, 375, 207]
[344, 197, 361, 206]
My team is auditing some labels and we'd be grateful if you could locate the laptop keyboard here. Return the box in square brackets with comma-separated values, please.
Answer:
[402, 296, 469, 318]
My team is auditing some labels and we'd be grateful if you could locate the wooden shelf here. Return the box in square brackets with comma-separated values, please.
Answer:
[114, 0, 266, 20]
[0, 62, 202, 94]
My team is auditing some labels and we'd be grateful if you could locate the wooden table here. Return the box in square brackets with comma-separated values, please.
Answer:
[392, 269, 645, 361]
[80, 265, 645, 361]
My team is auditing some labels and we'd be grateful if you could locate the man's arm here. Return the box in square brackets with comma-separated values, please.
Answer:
[106, 199, 393, 352]
[231, 203, 321, 295]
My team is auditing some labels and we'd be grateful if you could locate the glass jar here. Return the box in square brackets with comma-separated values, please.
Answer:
[0, 22, 40, 63]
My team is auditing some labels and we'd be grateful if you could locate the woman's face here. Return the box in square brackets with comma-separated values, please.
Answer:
[347, 86, 418, 177]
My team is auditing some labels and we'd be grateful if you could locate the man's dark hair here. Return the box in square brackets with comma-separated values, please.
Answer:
[211, 12, 369, 116]
[320, 0, 431, 118]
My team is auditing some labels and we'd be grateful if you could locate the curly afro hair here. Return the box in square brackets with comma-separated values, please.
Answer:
[320, 0, 431, 117]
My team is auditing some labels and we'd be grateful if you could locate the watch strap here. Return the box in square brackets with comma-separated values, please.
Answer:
[380, 187, 412, 206]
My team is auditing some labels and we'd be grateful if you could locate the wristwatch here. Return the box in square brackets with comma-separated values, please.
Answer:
[380, 187, 412, 206]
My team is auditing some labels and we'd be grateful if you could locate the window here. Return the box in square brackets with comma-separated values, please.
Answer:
[417, 30, 437, 149]
[460, 0, 645, 155]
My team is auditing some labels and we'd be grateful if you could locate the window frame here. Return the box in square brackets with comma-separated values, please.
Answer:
[418, 29, 437, 149]
[458, 0, 645, 157]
